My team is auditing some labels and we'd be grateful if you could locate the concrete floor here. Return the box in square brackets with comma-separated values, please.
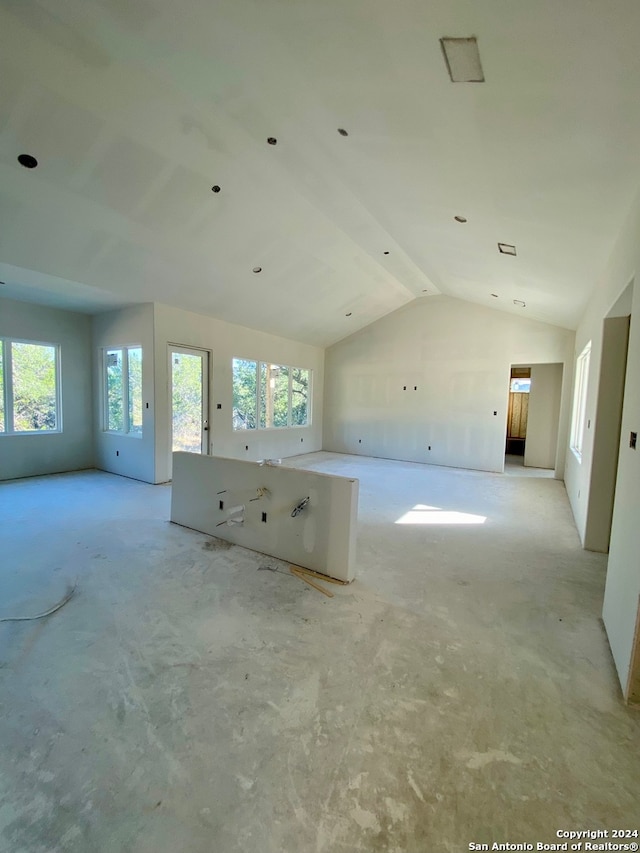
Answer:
[0, 452, 638, 853]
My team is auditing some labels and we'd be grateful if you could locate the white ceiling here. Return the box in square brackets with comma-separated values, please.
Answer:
[1, 0, 640, 346]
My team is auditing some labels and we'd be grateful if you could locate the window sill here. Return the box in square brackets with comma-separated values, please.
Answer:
[103, 431, 143, 439]
[0, 430, 62, 437]
[233, 425, 311, 433]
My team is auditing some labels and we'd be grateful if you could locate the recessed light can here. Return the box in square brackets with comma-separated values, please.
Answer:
[17, 154, 38, 169]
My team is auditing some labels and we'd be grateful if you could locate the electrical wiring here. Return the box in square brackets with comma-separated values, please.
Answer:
[0, 583, 77, 623]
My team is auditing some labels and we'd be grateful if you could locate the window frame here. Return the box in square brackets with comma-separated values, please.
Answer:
[570, 341, 591, 460]
[232, 358, 312, 431]
[102, 345, 143, 437]
[0, 337, 62, 436]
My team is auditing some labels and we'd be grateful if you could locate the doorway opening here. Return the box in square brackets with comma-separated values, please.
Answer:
[169, 346, 210, 475]
[505, 363, 563, 476]
[505, 367, 530, 459]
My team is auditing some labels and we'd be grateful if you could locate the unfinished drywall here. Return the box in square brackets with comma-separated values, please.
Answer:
[584, 315, 629, 552]
[323, 296, 574, 473]
[0, 296, 93, 480]
[171, 452, 358, 581]
[524, 363, 563, 469]
[92, 304, 155, 483]
[154, 303, 324, 483]
[567, 184, 640, 698]
[90, 302, 323, 484]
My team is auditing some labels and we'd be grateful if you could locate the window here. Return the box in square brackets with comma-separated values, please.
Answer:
[260, 363, 289, 428]
[0, 339, 61, 434]
[290, 367, 310, 426]
[570, 342, 591, 459]
[0, 339, 60, 434]
[232, 358, 257, 430]
[232, 358, 311, 429]
[104, 346, 142, 435]
[510, 378, 531, 393]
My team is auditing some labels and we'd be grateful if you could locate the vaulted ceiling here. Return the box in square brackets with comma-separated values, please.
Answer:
[1, 0, 640, 346]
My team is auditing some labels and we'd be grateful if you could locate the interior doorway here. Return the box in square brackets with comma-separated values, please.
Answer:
[169, 346, 210, 463]
[505, 363, 563, 474]
[505, 367, 530, 458]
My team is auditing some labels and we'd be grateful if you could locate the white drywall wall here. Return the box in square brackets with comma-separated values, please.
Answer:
[323, 296, 574, 474]
[524, 364, 563, 469]
[566, 185, 640, 698]
[92, 304, 156, 483]
[584, 316, 629, 552]
[0, 297, 93, 480]
[154, 303, 324, 483]
[170, 453, 358, 582]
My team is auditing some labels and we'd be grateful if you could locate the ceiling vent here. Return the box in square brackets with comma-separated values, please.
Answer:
[440, 37, 484, 83]
[498, 243, 517, 256]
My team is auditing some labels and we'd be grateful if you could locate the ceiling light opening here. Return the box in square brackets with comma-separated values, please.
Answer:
[383, 251, 390, 255]
[17, 153, 38, 169]
[498, 243, 517, 256]
[513, 299, 526, 307]
[267, 137, 277, 146]
[440, 37, 485, 83]
[337, 128, 349, 137]
[211, 185, 221, 193]
[345, 312, 352, 317]
[454, 215, 467, 223]
[252, 266, 262, 274]
[491, 293, 498, 298]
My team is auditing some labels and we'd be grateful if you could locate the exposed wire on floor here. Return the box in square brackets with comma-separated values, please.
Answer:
[0, 583, 77, 623]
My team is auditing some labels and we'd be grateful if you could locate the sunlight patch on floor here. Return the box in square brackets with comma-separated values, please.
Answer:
[395, 503, 487, 525]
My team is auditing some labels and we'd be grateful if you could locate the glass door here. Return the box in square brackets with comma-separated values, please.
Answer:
[170, 346, 210, 456]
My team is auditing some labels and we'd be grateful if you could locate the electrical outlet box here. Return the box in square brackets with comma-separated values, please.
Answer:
[171, 453, 358, 582]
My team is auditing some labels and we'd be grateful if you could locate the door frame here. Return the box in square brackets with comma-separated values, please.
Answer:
[168, 343, 212, 474]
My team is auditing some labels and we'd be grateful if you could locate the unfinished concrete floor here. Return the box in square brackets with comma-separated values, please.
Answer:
[1, 452, 638, 853]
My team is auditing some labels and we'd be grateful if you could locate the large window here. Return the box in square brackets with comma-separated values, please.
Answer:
[232, 358, 258, 430]
[104, 346, 142, 435]
[570, 342, 591, 459]
[232, 358, 310, 430]
[0, 339, 60, 434]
